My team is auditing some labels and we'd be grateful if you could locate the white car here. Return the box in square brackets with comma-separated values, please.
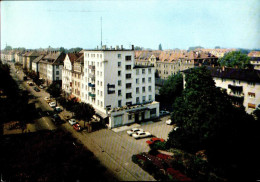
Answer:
[127, 128, 143, 136]
[132, 131, 152, 139]
[68, 119, 77, 125]
[166, 119, 173, 125]
[39, 85, 44, 89]
[49, 102, 56, 108]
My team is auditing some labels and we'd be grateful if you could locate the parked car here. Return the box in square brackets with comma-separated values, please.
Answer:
[166, 119, 173, 125]
[127, 128, 144, 136]
[146, 137, 165, 145]
[44, 97, 51, 103]
[49, 102, 56, 108]
[159, 110, 170, 117]
[132, 131, 152, 139]
[73, 123, 82, 131]
[33, 87, 40, 92]
[69, 119, 77, 125]
[52, 114, 62, 124]
[54, 106, 62, 113]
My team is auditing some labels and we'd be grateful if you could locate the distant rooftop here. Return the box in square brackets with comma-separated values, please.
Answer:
[84, 45, 135, 52]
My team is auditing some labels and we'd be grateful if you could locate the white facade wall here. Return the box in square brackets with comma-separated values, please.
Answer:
[82, 49, 159, 128]
[214, 77, 260, 114]
[53, 65, 62, 81]
[62, 55, 73, 93]
[32, 62, 37, 72]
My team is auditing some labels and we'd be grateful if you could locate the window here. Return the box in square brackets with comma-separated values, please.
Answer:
[142, 96, 146, 102]
[118, 80, 121, 86]
[248, 103, 256, 109]
[118, 62, 121, 67]
[100, 91, 103, 96]
[97, 81, 99, 85]
[118, 71, 121, 76]
[125, 55, 131, 61]
[118, 54, 121, 58]
[248, 82, 255, 87]
[126, 65, 131, 70]
[126, 93, 132, 99]
[56, 65, 59, 69]
[148, 68, 151, 74]
[100, 72, 102, 76]
[136, 78, 139, 84]
[136, 97, 140, 103]
[118, 90, 122, 96]
[100, 81, 102, 86]
[118, 100, 122, 107]
[149, 95, 152, 101]
[142, 69, 145, 74]
[101, 101, 103, 107]
[136, 69, 139, 75]
[142, 87, 145, 93]
[56, 71, 59, 75]
[148, 77, 151, 83]
[136, 87, 139, 93]
[126, 83, 132, 89]
[248, 92, 255, 98]
[149, 86, 152, 92]
[142, 78, 145, 83]
[126, 74, 131, 79]
[128, 114, 132, 120]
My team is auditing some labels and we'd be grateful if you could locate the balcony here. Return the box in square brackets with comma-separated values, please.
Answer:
[88, 83, 95, 87]
[89, 73, 95, 79]
[228, 84, 243, 92]
[89, 92, 96, 97]
[228, 91, 244, 98]
[88, 65, 95, 70]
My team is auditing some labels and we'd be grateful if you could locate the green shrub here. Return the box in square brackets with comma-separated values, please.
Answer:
[150, 141, 167, 150]
[143, 160, 156, 174]
[132, 155, 138, 164]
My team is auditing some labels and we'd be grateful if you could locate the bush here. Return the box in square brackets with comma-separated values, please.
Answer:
[132, 155, 138, 164]
[150, 141, 167, 150]
[143, 160, 156, 174]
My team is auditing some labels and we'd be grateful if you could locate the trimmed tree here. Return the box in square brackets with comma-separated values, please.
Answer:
[46, 83, 61, 105]
[218, 51, 251, 69]
[73, 103, 95, 128]
[167, 66, 259, 181]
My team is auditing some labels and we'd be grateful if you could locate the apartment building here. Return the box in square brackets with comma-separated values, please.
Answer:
[80, 46, 159, 128]
[72, 54, 84, 101]
[26, 51, 41, 70]
[32, 55, 45, 73]
[62, 53, 82, 97]
[38, 51, 66, 85]
[248, 51, 260, 70]
[135, 50, 218, 80]
[183, 66, 260, 114]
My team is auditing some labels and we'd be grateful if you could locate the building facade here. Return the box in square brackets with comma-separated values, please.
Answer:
[80, 46, 159, 128]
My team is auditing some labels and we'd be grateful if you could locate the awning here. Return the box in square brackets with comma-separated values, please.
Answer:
[127, 107, 149, 114]
[95, 108, 108, 119]
[228, 84, 243, 92]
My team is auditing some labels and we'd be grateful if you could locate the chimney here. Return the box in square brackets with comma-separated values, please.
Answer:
[132, 45, 134, 50]
[121, 45, 123, 50]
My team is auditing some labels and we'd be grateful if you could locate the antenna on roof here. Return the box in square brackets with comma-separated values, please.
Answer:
[101, 16, 103, 48]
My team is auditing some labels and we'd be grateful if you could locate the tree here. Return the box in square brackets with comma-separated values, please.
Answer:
[73, 103, 95, 128]
[166, 66, 259, 181]
[47, 83, 61, 105]
[59, 47, 66, 53]
[158, 44, 162, 51]
[218, 51, 251, 69]
[215, 46, 220, 49]
[159, 73, 183, 110]
[4, 45, 12, 51]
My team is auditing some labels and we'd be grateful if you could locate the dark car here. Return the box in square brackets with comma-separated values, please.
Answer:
[52, 114, 62, 124]
[34, 87, 40, 92]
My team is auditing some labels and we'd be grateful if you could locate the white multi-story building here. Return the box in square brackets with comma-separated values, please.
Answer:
[81, 45, 160, 128]
[62, 53, 82, 96]
[183, 66, 260, 114]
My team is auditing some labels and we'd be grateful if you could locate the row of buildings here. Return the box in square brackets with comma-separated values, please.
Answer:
[1, 48, 259, 121]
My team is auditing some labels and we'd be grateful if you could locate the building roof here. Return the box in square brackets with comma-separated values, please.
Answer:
[68, 53, 83, 64]
[40, 51, 66, 65]
[32, 55, 45, 63]
[183, 66, 260, 82]
[248, 51, 260, 57]
[74, 53, 84, 64]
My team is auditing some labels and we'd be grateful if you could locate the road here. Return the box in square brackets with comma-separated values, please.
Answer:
[9, 62, 170, 181]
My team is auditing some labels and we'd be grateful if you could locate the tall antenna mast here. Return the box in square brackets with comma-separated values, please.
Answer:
[101, 17, 103, 48]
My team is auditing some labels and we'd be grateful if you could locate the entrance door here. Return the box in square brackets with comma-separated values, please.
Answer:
[114, 115, 123, 127]
[135, 113, 139, 123]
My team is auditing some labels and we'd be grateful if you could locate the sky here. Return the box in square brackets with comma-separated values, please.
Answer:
[1, 0, 260, 50]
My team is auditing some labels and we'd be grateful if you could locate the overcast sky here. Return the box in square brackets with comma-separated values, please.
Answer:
[1, 0, 260, 50]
